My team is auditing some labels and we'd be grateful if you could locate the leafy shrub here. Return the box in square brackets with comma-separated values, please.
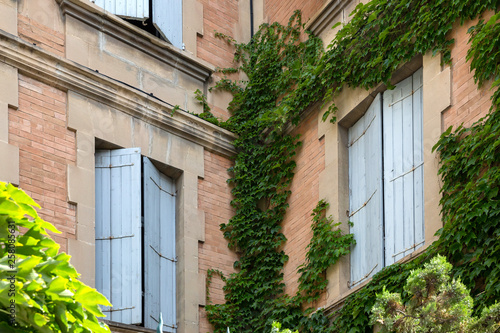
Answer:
[371, 255, 500, 333]
[0, 182, 111, 332]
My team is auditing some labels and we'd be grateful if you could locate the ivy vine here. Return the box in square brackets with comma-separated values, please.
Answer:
[296, 201, 355, 305]
[201, 1, 500, 332]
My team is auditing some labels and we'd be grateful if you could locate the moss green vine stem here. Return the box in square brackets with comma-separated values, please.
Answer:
[202, 1, 500, 332]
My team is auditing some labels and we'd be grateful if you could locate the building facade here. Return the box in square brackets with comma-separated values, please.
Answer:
[0, 0, 494, 332]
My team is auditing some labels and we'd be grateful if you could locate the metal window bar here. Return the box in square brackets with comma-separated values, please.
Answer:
[391, 240, 425, 258]
[149, 177, 176, 196]
[149, 245, 177, 262]
[95, 234, 135, 240]
[348, 115, 377, 148]
[349, 264, 378, 288]
[349, 190, 377, 218]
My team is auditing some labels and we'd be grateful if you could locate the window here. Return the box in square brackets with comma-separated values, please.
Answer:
[92, 0, 183, 49]
[95, 148, 176, 332]
[348, 69, 424, 287]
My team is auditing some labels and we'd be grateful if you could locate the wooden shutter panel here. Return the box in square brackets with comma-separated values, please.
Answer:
[95, 148, 142, 324]
[383, 68, 424, 265]
[153, 0, 183, 49]
[349, 93, 384, 287]
[93, 0, 149, 20]
[143, 157, 176, 332]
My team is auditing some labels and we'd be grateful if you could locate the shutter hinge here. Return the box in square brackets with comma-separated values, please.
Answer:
[149, 177, 176, 196]
[103, 306, 136, 312]
[95, 163, 135, 168]
[96, 234, 135, 240]
[348, 264, 378, 288]
[149, 245, 177, 262]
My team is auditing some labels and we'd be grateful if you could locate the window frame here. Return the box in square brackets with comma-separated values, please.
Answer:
[91, 0, 183, 49]
[316, 54, 448, 309]
[347, 69, 425, 288]
[95, 147, 177, 332]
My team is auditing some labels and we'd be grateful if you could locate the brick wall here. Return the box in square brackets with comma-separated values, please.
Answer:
[18, 14, 64, 57]
[9, 75, 76, 252]
[197, 0, 238, 69]
[197, 0, 240, 121]
[265, 0, 326, 27]
[443, 14, 494, 129]
[198, 150, 238, 332]
[281, 112, 325, 301]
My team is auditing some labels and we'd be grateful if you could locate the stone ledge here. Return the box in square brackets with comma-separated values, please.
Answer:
[0, 29, 237, 158]
[56, 0, 214, 83]
[306, 0, 351, 36]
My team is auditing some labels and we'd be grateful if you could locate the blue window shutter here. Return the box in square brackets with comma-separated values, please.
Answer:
[93, 0, 149, 20]
[143, 157, 176, 332]
[349, 93, 384, 287]
[95, 148, 142, 324]
[153, 0, 183, 49]
[383, 69, 424, 265]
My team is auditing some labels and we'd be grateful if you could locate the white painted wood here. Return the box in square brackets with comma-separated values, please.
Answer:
[153, 0, 183, 49]
[95, 151, 112, 314]
[402, 86, 414, 262]
[413, 69, 425, 249]
[143, 157, 176, 331]
[349, 94, 383, 287]
[95, 148, 142, 324]
[383, 72, 424, 264]
[93, 0, 149, 19]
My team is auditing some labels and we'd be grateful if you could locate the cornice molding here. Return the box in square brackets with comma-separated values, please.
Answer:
[56, 0, 214, 83]
[306, 0, 351, 36]
[0, 30, 237, 157]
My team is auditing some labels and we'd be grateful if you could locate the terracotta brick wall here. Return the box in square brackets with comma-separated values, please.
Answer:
[197, 0, 240, 121]
[443, 13, 494, 129]
[18, 14, 64, 57]
[265, 0, 326, 27]
[198, 150, 238, 332]
[9, 75, 76, 252]
[197, 0, 238, 69]
[281, 112, 325, 301]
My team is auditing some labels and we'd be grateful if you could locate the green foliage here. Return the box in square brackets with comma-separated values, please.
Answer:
[371, 256, 500, 333]
[469, 303, 500, 332]
[192, 89, 225, 127]
[202, 0, 500, 332]
[0, 182, 111, 332]
[277, 0, 500, 123]
[205, 11, 325, 333]
[371, 256, 475, 332]
[297, 201, 355, 305]
[271, 321, 298, 333]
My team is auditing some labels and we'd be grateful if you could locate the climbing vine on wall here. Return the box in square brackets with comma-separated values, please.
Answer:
[203, 1, 500, 332]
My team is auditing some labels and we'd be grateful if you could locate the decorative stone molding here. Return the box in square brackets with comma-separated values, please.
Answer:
[306, 0, 352, 36]
[56, 0, 214, 83]
[0, 29, 237, 158]
[0, 62, 19, 185]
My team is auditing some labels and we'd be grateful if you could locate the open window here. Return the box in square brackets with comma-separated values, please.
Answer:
[95, 148, 176, 332]
[92, 0, 183, 49]
[348, 69, 424, 287]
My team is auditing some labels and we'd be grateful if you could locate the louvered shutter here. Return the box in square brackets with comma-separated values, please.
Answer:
[383, 68, 424, 265]
[95, 148, 142, 324]
[143, 157, 176, 332]
[349, 94, 384, 287]
[153, 0, 183, 49]
[93, 0, 149, 20]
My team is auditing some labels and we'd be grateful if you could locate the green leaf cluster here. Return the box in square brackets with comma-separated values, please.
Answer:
[296, 201, 355, 305]
[371, 256, 500, 333]
[202, 0, 500, 332]
[0, 182, 111, 332]
[205, 12, 328, 333]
